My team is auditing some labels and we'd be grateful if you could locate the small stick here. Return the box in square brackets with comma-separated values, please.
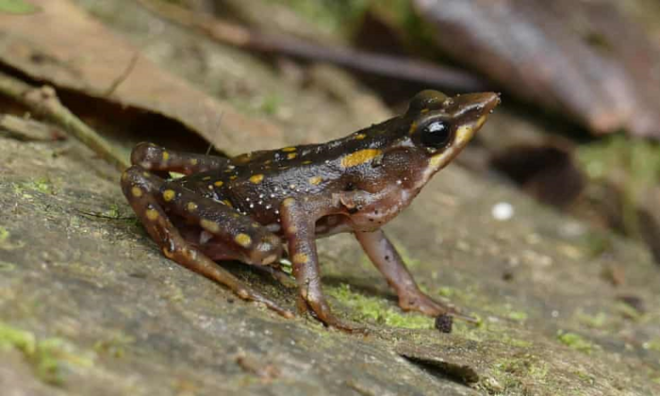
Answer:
[137, 0, 489, 92]
[0, 71, 129, 171]
[104, 52, 140, 97]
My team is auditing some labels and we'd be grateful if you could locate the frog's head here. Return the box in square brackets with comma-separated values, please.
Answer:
[404, 90, 499, 181]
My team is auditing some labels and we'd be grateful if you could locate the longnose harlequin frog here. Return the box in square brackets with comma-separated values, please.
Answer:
[121, 90, 499, 331]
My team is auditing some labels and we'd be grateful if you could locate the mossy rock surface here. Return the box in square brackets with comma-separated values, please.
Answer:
[1, 0, 660, 395]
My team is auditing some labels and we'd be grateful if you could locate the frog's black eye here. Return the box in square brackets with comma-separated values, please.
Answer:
[420, 120, 452, 149]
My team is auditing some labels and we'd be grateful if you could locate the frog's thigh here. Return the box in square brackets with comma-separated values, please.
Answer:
[131, 142, 231, 175]
[158, 182, 282, 266]
[121, 166, 292, 318]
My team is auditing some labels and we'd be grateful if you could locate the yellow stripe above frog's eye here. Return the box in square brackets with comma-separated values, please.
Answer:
[340, 149, 382, 168]
[282, 147, 297, 152]
[287, 153, 297, 160]
[354, 133, 367, 140]
[214, 181, 224, 187]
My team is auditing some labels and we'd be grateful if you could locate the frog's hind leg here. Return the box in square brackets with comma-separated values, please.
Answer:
[131, 142, 231, 175]
[121, 166, 293, 318]
[355, 229, 476, 323]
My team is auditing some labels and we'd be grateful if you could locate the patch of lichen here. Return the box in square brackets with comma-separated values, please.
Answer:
[327, 283, 433, 329]
[0, 321, 94, 385]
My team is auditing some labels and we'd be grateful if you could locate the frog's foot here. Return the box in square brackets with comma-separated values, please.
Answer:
[121, 165, 293, 319]
[398, 289, 477, 323]
[355, 229, 478, 323]
[299, 294, 367, 334]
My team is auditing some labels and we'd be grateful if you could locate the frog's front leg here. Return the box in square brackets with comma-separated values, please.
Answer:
[279, 197, 362, 332]
[355, 229, 475, 322]
[121, 165, 293, 318]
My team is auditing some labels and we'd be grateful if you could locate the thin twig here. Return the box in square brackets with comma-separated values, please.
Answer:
[137, 0, 489, 92]
[104, 52, 140, 97]
[0, 71, 129, 171]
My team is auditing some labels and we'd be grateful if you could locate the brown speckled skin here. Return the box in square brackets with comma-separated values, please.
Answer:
[121, 90, 500, 330]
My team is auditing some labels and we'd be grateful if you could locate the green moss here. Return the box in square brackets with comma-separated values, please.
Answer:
[576, 311, 608, 329]
[0, 225, 9, 243]
[643, 338, 660, 352]
[0, 260, 17, 271]
[0, 321, 94, 385]
[0, 0, 40, 14]
[0, 322, 36, 355]
[327, 283, 432, 329]
[259, 94, 282, 116]
[557, 331, 597, 354]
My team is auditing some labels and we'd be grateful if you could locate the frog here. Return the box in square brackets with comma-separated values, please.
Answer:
[121, 90, 500, 331]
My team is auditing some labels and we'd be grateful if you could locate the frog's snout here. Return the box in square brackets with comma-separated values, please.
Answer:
[449, 92, 500, 120]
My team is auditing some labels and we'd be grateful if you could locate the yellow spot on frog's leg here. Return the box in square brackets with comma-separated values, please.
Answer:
[420, 108, 430, 114]
[131, 186, 143, 197]
[222, 200, 233, 208]
[264, 160, 272, 165]
[163, 189, 176, 202]
[143, 172, 151, 177]
[354, 133, 367, 140]
[302, 160, 312, 165]
[214, 181, 224, 187]
[190, 158, 199, 165]
[282, 198, 295, 208]
[202, 176, 211, 181]
[340, 149, 382, 168]
[282, 147, 296, 152]
[409, 121, 418, 135]
[187, 202, 198, 211]
[230, 175, 238, 180]
[309, 176, 323, 185]
[200, 219, 220, 233]
[249, 174, 264, 184]
[235, 233, 252, 248]
[146, 208, 159, 221]
[162, 151, 170, 161]
[287, 153, 297, 160]
[292, 253, 308, 264]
